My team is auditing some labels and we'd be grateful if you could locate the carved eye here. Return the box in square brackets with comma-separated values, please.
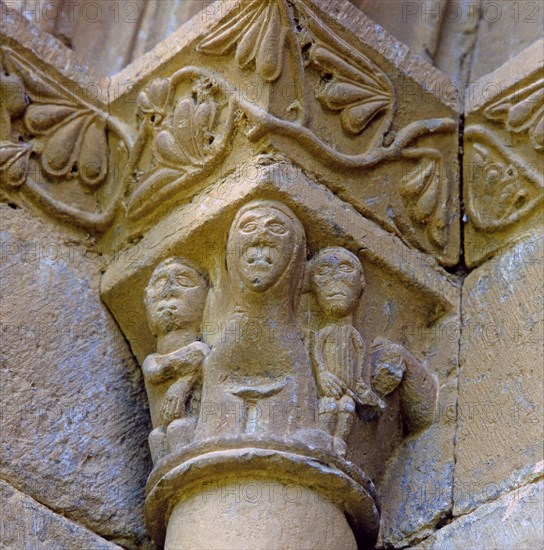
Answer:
[339, 261, 355, 273]
[268, 222, 287, 235]
[240, 221, 258, 233]
[316, 265, 332, 276]
[175, 275, 196, 287]
[153, 276, 168, 289]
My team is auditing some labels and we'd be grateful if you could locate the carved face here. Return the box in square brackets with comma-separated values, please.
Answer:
[310, 247, 364, 318]
[231, 206, 297, 292]
[145, 259, 207, 336]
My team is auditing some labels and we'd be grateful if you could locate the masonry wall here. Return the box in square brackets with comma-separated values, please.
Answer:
[1, 1, 542, 549]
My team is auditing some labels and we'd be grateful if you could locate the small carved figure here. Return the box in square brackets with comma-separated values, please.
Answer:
[143, 257, 209, 461]
[371, 337, 438, 434]
[196, 200, 319, 441]
[309, 246, 383, 456]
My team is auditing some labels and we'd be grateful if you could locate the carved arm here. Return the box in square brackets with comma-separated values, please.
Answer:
[142, 341, 210, 385]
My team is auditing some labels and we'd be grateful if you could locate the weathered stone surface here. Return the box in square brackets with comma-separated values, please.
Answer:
[464, 39, 544, 267]
[455, 231, 544, 515]
[101, 157, 460, 548]
[0, 479, 121, 549]
[0, 203, 152, 547]
[469, 1, 544, 83]
[167, 479, 358, 550]
[353, 0, 448, 64]
[415, 478, 544, 550]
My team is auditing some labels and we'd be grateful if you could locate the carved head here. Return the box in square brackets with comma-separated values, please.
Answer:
[145, 257, 208, 337]
[227, 200, 306, 296]
[309, 247, 365, 318]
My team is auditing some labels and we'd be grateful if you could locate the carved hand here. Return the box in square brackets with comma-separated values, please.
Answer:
[317, 370, 347, 399]
[160, 391, 184, 424]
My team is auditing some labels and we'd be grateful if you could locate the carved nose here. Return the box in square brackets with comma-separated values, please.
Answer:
[160, 279, 176, 298]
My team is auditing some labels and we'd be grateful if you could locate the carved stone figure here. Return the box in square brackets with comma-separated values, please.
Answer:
[309, 246, 383, 456]
[196, 200, 319, 441]
[143, 257, 209, 461]
[371, 337, 438, 434]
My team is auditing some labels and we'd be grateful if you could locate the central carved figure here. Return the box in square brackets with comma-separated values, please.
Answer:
[196, 200, 318, 440]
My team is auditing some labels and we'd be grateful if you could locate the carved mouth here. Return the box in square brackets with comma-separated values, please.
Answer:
[158, 300, 178, 312]
[326, 291, 347, 299]
[245, 245, 275, 267]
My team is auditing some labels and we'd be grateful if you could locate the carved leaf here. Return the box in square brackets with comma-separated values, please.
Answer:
[79, 119, 109, 187]
[531, 114, 544, 151]
[400, 158, 447, 248]
[127, 168, 193, 218]
[128, 78, 233, 219]
[311, 46, 393, 136]
[2, 48, 110, 188]
[3, 49, 69, 105]
[340, 99, 390, 135]
[255, 2, 284, 82]
[484, 79, 544, 153]
[197, 0, 287, 82]
[319, 81, 378, 109]
[154, 128, 191, 167]
[25, 104, 79, 134]
[198, 2, 263, 55]
[0, 141, 31, 187]
[138, 78, 171, 121]
[41, 115, 86, 177]
[235, 5, 266, 68]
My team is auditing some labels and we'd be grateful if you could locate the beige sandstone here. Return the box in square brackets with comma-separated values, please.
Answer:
[455, 230, 544, 515]
[464, 39, 544, 267]
[0, 0, 542, 549]
[0, 479, 122, 549]
[0, 203, 152, 548]
[415, 479, 544, 550]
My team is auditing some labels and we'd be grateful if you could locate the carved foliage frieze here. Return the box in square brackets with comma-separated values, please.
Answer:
[464, 64, 543, 265]
[1, 0, 458, 265]
[121, 0, 458, 263]
[0, 48, 131, 230]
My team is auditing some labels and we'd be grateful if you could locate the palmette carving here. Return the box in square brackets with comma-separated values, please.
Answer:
[1, 1, 457, 264]
[0, 47, 131, 230]
[197, 0, 289, 83]
[2, 48, 109, 187]
[483, 78, 544, 152]
[464, 125, 543, 233]
[399, 151, 450, 249]
[126, 73, 236, 219]
[311, 45, 394, 136]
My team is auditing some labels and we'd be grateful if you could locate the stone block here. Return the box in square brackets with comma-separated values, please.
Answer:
[455, 231, 544, 515]
[469, 1, 544, 82]
[0, 204, 152, 547]
[0, 479, 121, 549]
[415, 478, 544, 550]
